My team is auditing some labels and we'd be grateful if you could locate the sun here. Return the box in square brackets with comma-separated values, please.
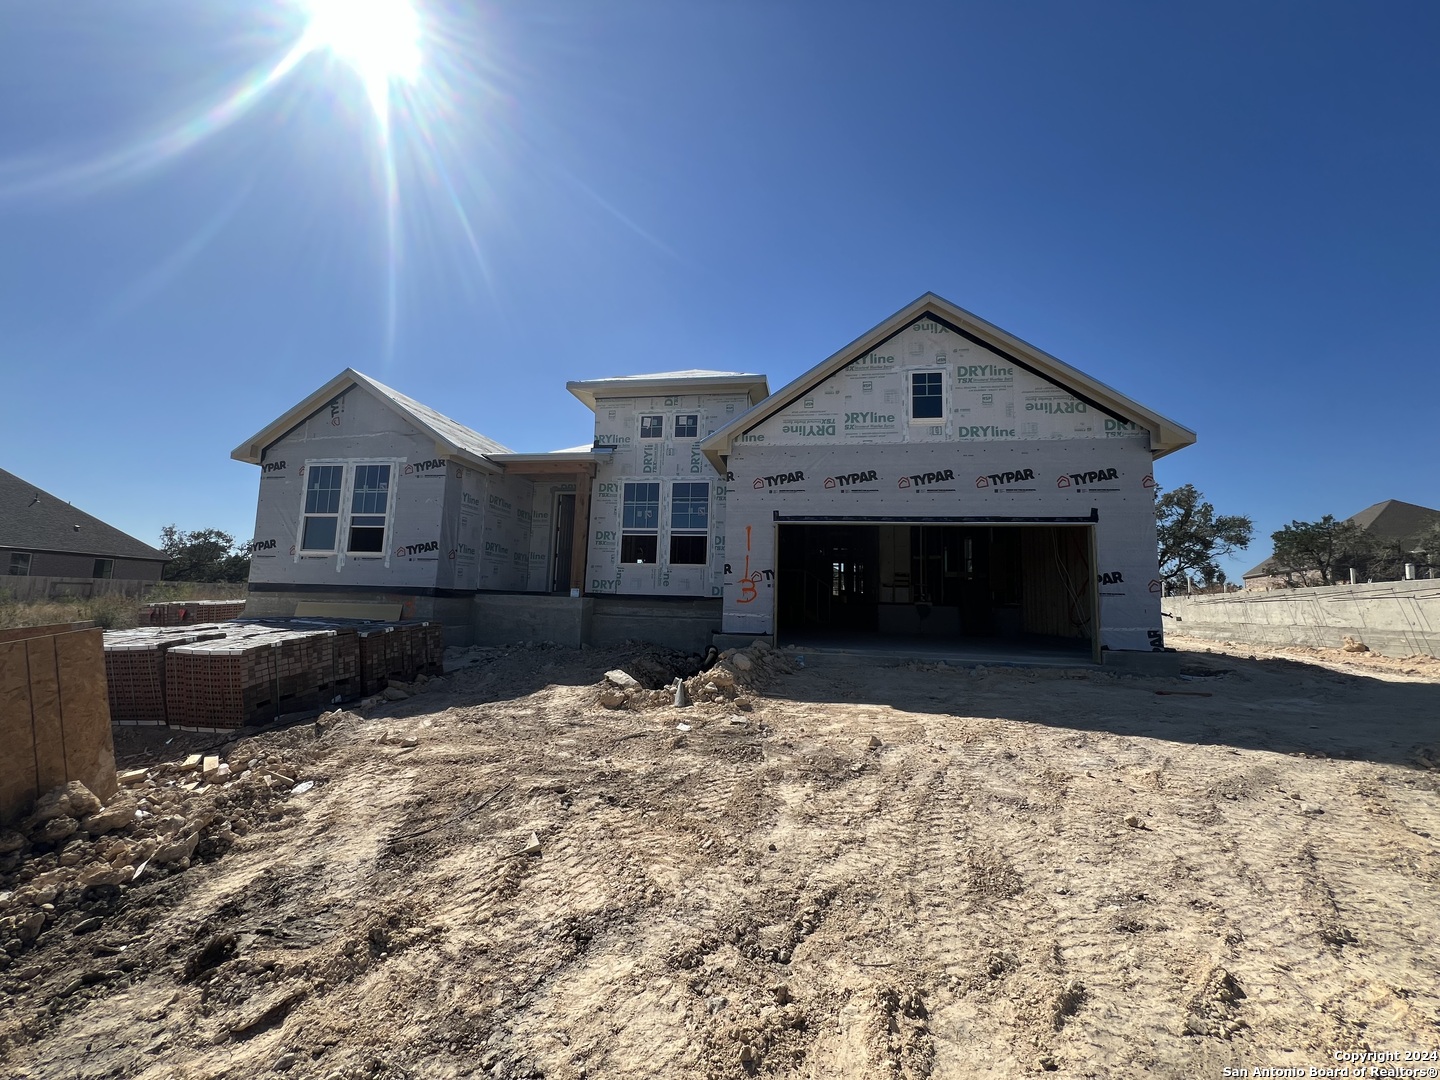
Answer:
[303, 0, 422, 120]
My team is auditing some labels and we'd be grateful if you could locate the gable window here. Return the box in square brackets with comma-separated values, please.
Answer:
[675, 414, 698, 439]
[911, 371, 943, 420]
[301, 465, 344, 551]
[669, 482, 709, 565]
[621, 482, 660, 563]
[639, 415, 664, 440]
[93, 559, 114, 579]
[347, 464, 391, 553]
[8, 552, 31, 576]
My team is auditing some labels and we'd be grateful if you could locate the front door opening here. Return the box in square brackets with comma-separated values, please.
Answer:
[552, 493, 576, 593]
[776, 523, 1094, 651]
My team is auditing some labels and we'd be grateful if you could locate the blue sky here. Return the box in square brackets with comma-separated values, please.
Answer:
[1, 0, 1436, 583]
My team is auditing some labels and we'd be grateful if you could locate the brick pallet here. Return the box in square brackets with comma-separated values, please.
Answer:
[164, 627, 338, 730]
[103, 626, 228, 725]
[141, 600, 247, 626]
[104, 617, 446, 730]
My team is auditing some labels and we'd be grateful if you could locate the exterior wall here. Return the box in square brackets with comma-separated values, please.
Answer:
[247, 386, 468, 592]
[743, 315, 1150, 449]
[585, 391, 748, 598]
[475, 472, 535, 592]
[1, 548, 163, 581]
[526, 481, 578, 592]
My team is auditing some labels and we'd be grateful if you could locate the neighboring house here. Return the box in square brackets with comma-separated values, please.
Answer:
[1243, 499, 1440, 589]
[233, 293, 1196, 658]
[0, 466, 167, 594]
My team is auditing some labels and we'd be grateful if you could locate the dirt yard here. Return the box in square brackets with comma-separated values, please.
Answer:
[2, 635, 1438, 1079]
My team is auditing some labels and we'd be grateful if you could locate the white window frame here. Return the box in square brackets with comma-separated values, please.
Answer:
[620, 481, 661, 564]
[909, 370, 945, 423]
[345, 462, 394, 556]
[296, 459, 399, 567]
[638, 414, 665, 441]
[674, 413, 699, 439]
[667, 481, 710, 566]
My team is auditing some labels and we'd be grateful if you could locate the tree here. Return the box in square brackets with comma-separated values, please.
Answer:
[1156, 484, 1254, 588]
[159, 526, 251, 583]
[1413, 523, 1440, 577]
[1269, 516, 1379, 587]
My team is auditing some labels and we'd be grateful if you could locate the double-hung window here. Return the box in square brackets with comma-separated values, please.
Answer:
[301, 465, 345, 551]
[911, 371, 943, 420]
[347, 464, 391, 553]
[639, 415, 664, 440]
[669, 482, 709, 565]
[93, 559, 114, 579]
[8, 552, 31, 576]
[674, 414, 698, 439]
[621, 482, 660, 563]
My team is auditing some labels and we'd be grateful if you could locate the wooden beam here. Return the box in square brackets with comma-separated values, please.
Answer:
[571, 476, 592, 592]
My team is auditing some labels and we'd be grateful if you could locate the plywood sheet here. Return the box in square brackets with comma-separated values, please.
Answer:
[54, 629, 117, 803]
[0, 640, 38, 825]
[24, 637, 67, 795]
[0, 622, 95, 645]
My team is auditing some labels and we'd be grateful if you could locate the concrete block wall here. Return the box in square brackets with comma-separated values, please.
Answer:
[1162, 580, 1440, 659]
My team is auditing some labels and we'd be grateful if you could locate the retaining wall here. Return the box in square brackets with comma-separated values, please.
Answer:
[1163, 580, 1440, 659]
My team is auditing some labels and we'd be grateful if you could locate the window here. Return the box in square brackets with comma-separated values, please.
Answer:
[8, 552, 31, 576]
[675, 414, 698, 439]
[301, 465, 344, 551]
[347, 464, 391, 553]
[911, 371, 943, 420]
[621, 482, 660, 563]
[669, 482, 709, 565]
[93, 559, 114, 579]
[639, 415, 664, 440]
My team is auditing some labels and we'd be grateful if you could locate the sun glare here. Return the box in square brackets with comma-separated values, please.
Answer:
[304, 0, 421, 119]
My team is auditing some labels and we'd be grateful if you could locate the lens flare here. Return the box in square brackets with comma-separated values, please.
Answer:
[303, 0, 422, 124]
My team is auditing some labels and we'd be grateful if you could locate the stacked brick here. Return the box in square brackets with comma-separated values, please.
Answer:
[140, 600, 247, 626]
[103, 626, 227, 725]
[103, 618, 445, 731]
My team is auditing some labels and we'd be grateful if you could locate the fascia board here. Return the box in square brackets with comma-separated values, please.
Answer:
[230, 370, 361, 464]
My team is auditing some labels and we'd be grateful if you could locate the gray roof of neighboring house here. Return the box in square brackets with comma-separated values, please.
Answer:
[0, 467, 167, 561]
[231, 369, 514, 471]
[1242, 499, 1440, 578]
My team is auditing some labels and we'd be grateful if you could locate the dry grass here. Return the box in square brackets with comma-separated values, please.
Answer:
[0, 582, 244, 631]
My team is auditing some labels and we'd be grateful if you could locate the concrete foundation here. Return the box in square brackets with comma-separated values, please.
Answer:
[243, 588, 475, 646]
[472, 593, 593, 648]
[590, 597, 723, 654]
[1164, 579, 1440, 659]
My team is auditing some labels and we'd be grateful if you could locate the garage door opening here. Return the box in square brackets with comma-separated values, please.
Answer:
[776, 523, 1096, 658]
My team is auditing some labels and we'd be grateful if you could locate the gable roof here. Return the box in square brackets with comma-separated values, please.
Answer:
[0, 467, 167, 561]
[231, 369, 513, 472]
[698, 292, 1197, 470]
[1243, 499, 1440, 578]
[567, 370, 769, 412]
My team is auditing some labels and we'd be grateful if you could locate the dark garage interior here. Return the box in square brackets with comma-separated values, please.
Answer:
[775, 523, 1095, 652]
